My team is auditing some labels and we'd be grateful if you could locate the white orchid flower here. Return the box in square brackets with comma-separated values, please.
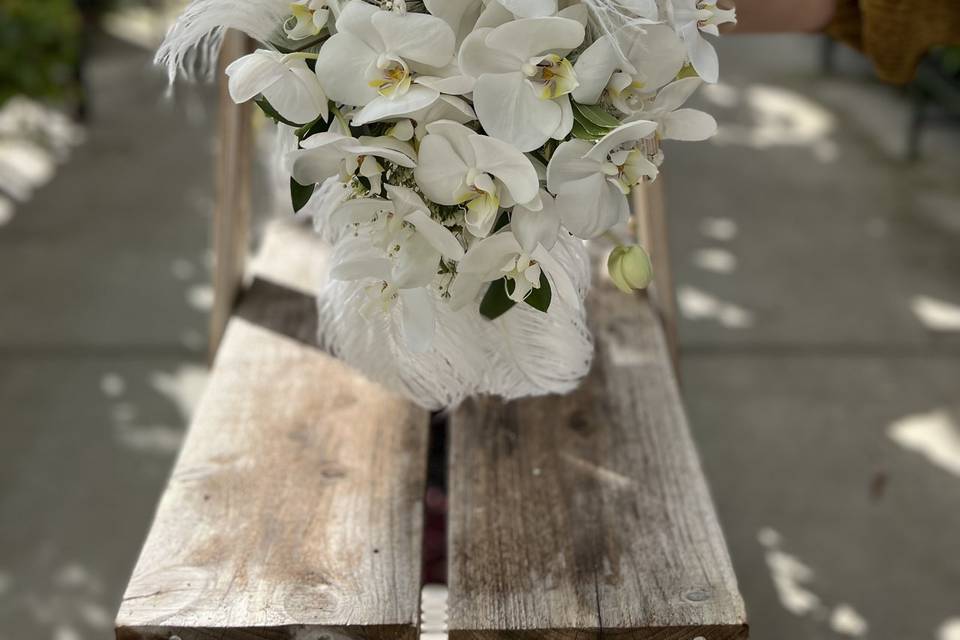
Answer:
[459, 17, 585, 152]
[669, 0, 736, 83]
[314, 0, 456, 125]
[625, 77, 717, 141]
[226, 50, 328, 125]
[547, 120, 658, 239]
[415, 120, 540, 238]
[332, 185, 466, 262]
[283, 0, 331, 41]
[572, 23, 686, 109]
[449, 232, 578, 309]
[512, 190, 561, 254]
[330, 245, 435, 353]
[289, 132, 417, 192]
[330, 186, 465, 352]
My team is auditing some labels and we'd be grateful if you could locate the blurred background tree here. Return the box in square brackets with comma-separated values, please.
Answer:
[0, 0, 83, 105]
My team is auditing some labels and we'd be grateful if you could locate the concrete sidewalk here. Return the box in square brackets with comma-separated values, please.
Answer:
[669, 35, 960, 640]
[1, 29, 958, 640]
[0, 34, 215, 640]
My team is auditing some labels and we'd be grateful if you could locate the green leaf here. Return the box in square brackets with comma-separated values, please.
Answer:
[296, 111, 330, 140]
[573, 112, 611, 138]
[571, 101, 621, 129]
[491, 210, 511, 234]
[290, 177, 315, 213]
[524, 272, 552, 313]
[571, 119, 603, 141]
[480, 278, 518, 320]
[255, 96, 304, 127]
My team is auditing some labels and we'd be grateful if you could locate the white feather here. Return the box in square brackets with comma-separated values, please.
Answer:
[317, 231, 595, 409]
[582, 0, 664, 64]
[480, 233, 593, 399]
[155, 0, 290, 83]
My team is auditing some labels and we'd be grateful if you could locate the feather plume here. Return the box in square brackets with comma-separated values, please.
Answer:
[582, 0, 663, 63]
[155, 0, 290, 83]
[316, 233, 595, 409]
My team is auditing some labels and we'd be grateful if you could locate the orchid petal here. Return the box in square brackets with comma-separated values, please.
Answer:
[653, 77, 703, 111]
[415, 74, 476, 95]
[262, 63, 328, 125]
[484, 17, 584, 61]
[681, 22, 719, 83]
[314, 31, 379, 106]
[335, 0, 383, 50]
[458, 27, 517, 77]
[585, 120, 657, 163]
[330, 198, 393, 227]
[352, 85, 441, 125]
[404, 210, 466, 260]
[571, 35, 620, 105]
[424, 0, 484, 43]
[551, 96, 574, 140]
[473, 72, 560, 152]
[226, 51, 285, 103]
[415, 132, 472, 205]
[372, 10, 456, 67]
[344, 138, 418, 168]
[512, 193, 560, 253]
[469, 135, 540, 206]
[661, 108, 717, 141]
[331, 257, 393, 281]
[624, 24, 687, 93]
[532, 244, 579, 306]
[458, 232, 523, 277]
[498, 0, 557, 18]
[546, 138, 599, 193]
[554, 175, 630, 239]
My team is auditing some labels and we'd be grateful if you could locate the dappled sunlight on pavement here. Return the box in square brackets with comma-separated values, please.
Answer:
[888, 409, 960, 477]
[0, 17, 216, 640]
[706, 82, 840, 162]
[672, 34, 960, 640]
[0, 98, 85, 227]
[758, 528, 869, 637]
[911, 295, 960, 332]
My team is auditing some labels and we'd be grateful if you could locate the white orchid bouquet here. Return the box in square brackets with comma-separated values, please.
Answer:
[158, 0, 734, 409]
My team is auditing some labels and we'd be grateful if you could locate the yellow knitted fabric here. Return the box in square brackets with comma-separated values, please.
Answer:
[828, 0, 960, 84]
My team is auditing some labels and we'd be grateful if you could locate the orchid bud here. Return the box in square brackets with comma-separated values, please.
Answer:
[607, 245, 653, 293]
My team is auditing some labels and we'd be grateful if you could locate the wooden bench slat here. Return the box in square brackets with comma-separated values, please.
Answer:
[447, 262, 748, 640]
[117, 222, 431, 640]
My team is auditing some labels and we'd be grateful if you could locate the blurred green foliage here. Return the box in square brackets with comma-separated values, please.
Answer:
[0, 0, 83, 104]
[937, 47, 960, 78]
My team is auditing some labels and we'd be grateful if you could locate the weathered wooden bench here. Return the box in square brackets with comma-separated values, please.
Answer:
[115, 32, 748, 640]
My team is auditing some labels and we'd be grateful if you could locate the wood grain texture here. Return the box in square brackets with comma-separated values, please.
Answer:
[209, 30, 255, 360]
[117, 222, 430, 640]
[448, 255, 748, 640]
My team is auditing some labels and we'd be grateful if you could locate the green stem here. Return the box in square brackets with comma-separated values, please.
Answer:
[330, 103, 350, 132]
